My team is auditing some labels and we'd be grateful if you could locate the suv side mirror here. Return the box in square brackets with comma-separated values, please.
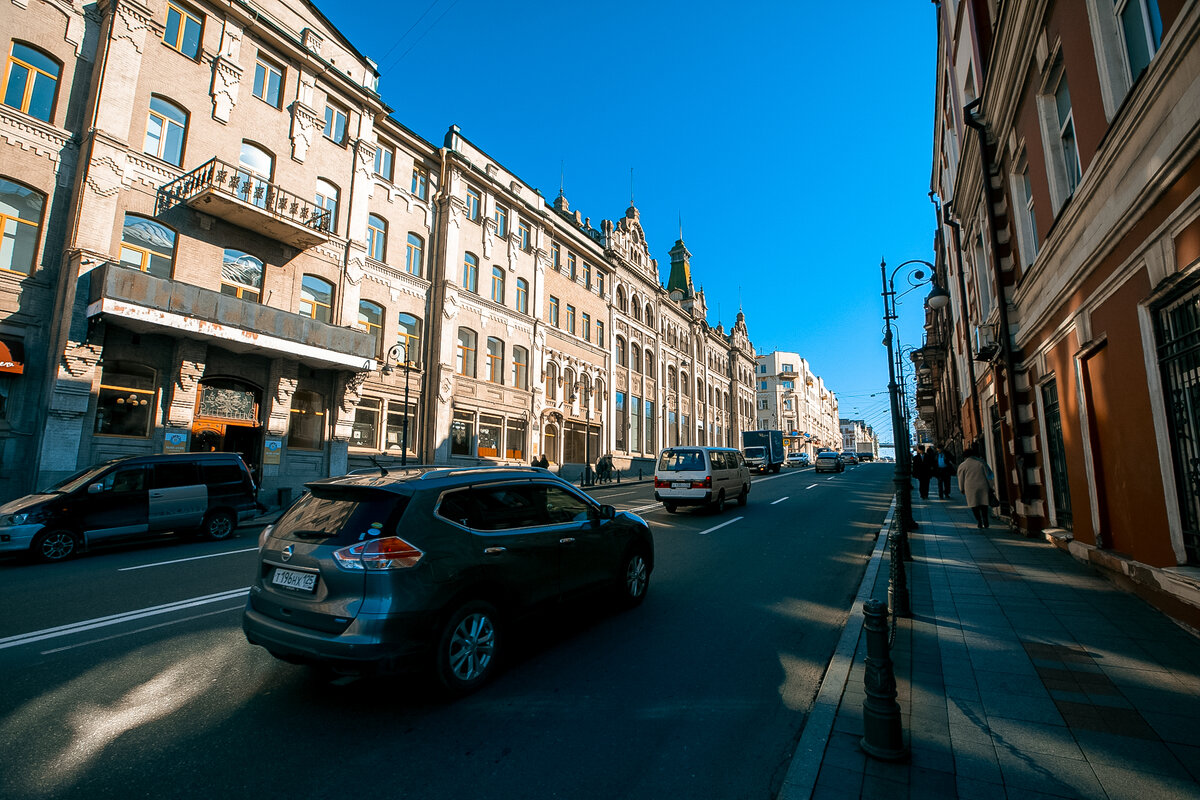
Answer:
[87, 483, 104, 495]
[598, 504, 616, 520]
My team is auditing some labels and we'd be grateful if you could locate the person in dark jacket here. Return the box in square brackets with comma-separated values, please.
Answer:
[912, 446, 933, 499]
[933, 445, 957, 499]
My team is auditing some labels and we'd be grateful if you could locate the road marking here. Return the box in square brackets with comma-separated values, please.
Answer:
[698, 516, 743, 535]
[771, 497, 789, 505]
[119, 547, 260, 571]
[826, 477, 837, 481]
[625, 502, 662, 514]
[806, 484, 818, 490]
[0, 588, 250, 650]
[39, 605, 244, 654]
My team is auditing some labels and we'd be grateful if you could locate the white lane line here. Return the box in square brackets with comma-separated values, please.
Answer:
[40, 605, 244, 654]
[625, 503, 662, 514]
[0, 587, 250, 650]
[826, 477, 837, 481]
[698, 516, 743, 535]
[119, 547, 260, 571]
[806, 484, 819, 490]
[771, 497, 789, 505]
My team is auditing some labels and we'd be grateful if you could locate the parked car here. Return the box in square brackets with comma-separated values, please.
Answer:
[0, 452, 258, 562]
[653, 447, 751, 513]
[786, 452, 810, 468]
[243, 466, 653, 695]
[814, 452, 845, 473]
[841, 453, 859, 465]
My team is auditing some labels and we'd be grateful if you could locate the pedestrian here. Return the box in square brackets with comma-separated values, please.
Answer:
[912, 446, 932, 499]
[956, 445, 993, 528]
[538, 454, 550, 469]
[934, 445, 956, 499]
[598, 454, 612, 483]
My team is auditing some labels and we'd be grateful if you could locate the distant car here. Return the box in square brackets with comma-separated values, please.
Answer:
[841, 453, 859, 465]
[243, 465, 653, 695]
[814, 452, 845, 473]
[786, 453, 809, 467]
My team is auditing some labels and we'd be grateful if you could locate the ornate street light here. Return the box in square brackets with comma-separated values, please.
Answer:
[381, 342, 414, 466]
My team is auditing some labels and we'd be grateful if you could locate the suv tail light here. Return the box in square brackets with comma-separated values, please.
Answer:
[334, 536, 424, 571]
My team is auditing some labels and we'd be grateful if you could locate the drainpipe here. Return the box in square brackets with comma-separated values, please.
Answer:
[942, 205, 984, 443]
[962, 98, 1030, 507]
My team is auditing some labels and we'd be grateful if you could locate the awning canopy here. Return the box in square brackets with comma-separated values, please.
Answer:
[0, 336, 25, 374]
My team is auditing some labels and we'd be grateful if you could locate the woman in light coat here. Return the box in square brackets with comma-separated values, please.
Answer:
[956, 445, 993, 528]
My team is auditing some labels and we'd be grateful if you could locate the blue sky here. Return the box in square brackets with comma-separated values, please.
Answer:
[322, 0, 937, 443]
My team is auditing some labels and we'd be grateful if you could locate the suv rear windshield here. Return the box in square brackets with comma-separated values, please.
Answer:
[657, 449, 705, 471]
[274, 487, 410, 545]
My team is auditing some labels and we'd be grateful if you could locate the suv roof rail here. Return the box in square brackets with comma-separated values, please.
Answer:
[417, 465, 552, 481]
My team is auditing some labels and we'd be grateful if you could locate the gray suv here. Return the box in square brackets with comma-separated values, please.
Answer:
[243, 466, 653, 695]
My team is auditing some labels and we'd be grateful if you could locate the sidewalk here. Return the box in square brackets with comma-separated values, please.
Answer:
[785, 493, 1200, 799]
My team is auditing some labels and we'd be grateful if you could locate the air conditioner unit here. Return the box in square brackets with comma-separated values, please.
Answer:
[974, 324, 999, 361]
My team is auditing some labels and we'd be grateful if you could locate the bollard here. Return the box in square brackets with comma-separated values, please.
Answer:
[616, 470, 621, 484]
[860, 599, 908, 761]
[890, 530, 912, 619]
[638, 468, 643, 480]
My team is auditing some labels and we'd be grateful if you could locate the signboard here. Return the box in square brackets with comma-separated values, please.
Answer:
[263, 437, 282, 465]
[163, 429, 188, 454]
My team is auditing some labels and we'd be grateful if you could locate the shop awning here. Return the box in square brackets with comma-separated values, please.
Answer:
[0, 337, 24, 374]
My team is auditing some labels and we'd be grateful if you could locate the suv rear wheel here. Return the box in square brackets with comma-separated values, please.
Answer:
[435, 600, 501, 696]
[201, 510, 235, 540]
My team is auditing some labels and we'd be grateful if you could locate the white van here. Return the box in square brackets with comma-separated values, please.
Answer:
[653, 446, 750, 513]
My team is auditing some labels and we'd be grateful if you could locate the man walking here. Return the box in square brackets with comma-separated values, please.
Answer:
[912, 446, 932, 499]
[934, 445, 956, 499]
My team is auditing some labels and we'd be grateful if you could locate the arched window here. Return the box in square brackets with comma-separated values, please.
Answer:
[315, 178, 340, 234]
[144, 95, 188, 166]
[512, 345, 528, 389]
[94, 361, 156, 437]
[616, 336, 627, 367]
[236, 141, 273, 209]
[221, 249, 263, 301]
[456, 327, 477, 376]
[358, 299, 384, 356]
[299, 274, 334, 322]
[631, 345, 641, 373]
[491, 266, 505, 304]
[681, 372, 690, 396]
[405, 233, 423, 276]
[119, 214, 175, 278]
[485, 337, 504, 383]
[462, 252, 478, 293]
[668, 366, 677, 391]
[0, 178, 44, 275]
[516, 278, 529, 314]
[288, 390, 325, 449]
[545, 362, 558, 401]
[616, 286, 627, 313]
[366, 214, 387, 261]
[645, 349, 654, 376]
[631, 295, 641, 321]
[645, 303, 653, 325]
[396, 313, 421, 366]
[563, 367, 576, 398]
[3, 43, 60, 123]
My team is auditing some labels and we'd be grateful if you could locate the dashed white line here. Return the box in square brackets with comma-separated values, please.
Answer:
[771, 497, 789, 505]
[806, 484, 819, 490]
[698, 516, 744, 535]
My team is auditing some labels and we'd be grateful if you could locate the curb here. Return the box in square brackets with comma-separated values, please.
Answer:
[776, 499, 896, 800]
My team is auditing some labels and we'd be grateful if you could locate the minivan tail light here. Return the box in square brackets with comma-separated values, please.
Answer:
[691, 476, 711, 489]
[654, 478, 669, 488]
[333, 536, 424, 571]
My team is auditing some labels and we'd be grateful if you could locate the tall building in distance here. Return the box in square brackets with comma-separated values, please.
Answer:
[753, 352, 840, 457]
[840, 419, 879, 459]
[0, 0, 756, 503]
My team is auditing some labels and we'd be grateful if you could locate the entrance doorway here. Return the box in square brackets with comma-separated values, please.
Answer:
[191, 378, 264, 484]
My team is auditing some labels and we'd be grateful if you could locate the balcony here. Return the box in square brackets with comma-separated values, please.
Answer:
[87, 263, 377, 371]
[156, 158, 331, 249]
[778, 367, 798, 379]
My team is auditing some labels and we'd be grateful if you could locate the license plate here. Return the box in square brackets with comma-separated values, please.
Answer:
[272, 567, 317, 592]
[672, 481, 689, 489]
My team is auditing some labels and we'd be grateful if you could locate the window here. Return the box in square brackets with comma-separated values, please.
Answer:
[143, 96, 187, 166]
[1054, 65, 1080, 197]
[358, 299, 384, 356]
[4, 44, 59, 124]
[478, 414, 502, 458]
[163, 3, 203, 59]
[374, 144, 394, 182]
[582, 312, 591, 342]
[616, 336, 627, 367]
[512, 346, 528, 389]
[462, 252, 478, 293]
[583, 261, 591, 288]
[545, 362, 558, 401]
[252, 54, 283, 108]
[410, 164, 427, 199]
[645, 350, 654, 376]
[645, 399, 655, 453]
[457, 328, 477, 376]
[645, 304, 653, 326]
[631, 346, 641, 373]
[367, 214, 387, 261]
[1014, 158, 1038, 266]
[220, 249, 263, 301]
[299, 275, 334, 322]
[617, 286, 627, 313]
[568, 252, 577, 280]
[566, 304, 576, 335]
[516, 278, 529, 314]
[494, 204, 508, 237]
[631, 299, 641, 322]
[466, 186, 481, 221]
[615, 392, 626, 450]
[405, 233, 423, 276]
[549, 296, 560, 327]
[486, 337, 503, 384]
[1118, 0, 1162, 80]
[491, 266, 506, 304]
[552, 243, 561, 270]
[288, 390, 325, 449]
[323, 102, 348, 144]
[119, 215, 174, 278]
[596, 321, 605, 347]
[597, 271, 605, 297]
[519, 220, 531, 251]
[396, 313, 421, 365]
[314, 179, 339, 234]
[506, 418, 526, 460]
[236, 141, 273, 209]
[450, 409, 475, 456]
[385, 399, 417, 453]
[351, 396, 380, 448]
[94, 362, 156, 437]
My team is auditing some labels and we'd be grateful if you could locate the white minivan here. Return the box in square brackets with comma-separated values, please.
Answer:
[653, 446, 750, 513]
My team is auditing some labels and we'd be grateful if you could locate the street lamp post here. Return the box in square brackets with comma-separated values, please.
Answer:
[572, 376, 593, 486]
[881, 258, 950, 540]
[382, 342, 415, 466]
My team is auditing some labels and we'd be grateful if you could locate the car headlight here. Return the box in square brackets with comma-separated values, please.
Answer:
[257, 524, 274, 549]
[0, 511, 39, 527]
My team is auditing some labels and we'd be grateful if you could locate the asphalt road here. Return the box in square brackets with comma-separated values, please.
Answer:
[0, 463, 894, 800]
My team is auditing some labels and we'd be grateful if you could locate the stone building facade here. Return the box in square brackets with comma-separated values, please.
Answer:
[753, 351, 840, 457]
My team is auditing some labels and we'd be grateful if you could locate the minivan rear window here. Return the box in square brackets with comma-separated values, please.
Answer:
[657, 449, 705, 471]
[273, 487, 409, 545]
